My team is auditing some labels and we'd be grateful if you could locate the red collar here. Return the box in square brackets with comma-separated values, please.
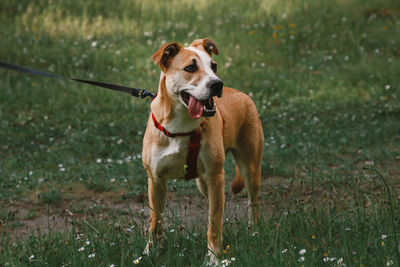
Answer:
[151, 113, 204, 137]
[151, 112, 204, 180]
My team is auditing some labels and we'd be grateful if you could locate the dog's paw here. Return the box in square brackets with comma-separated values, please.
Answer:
[143, 241, 152, 255]
[204, 251, 219, 266]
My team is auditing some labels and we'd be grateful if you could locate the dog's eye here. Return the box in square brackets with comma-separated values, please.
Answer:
[184, 64, 198, 73]
[211, 62, 217, 73]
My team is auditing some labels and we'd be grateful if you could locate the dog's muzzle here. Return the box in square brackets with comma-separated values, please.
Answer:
[208, 79, 224, 98]
[180, 79, 224, 118]
[203, 79, 223, 117]
[181, 92, 217, 117]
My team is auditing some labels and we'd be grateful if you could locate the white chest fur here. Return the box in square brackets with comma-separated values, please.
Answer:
[151, 137, 190, 180]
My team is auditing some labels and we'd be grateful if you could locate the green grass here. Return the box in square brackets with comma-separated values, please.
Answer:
[1, 197, 399, 266]
[1, 0, 400, 266]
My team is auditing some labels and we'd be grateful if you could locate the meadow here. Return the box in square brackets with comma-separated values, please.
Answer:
[0, 0, 399, 266]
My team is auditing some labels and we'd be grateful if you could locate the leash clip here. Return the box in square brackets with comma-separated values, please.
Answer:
[137, 89, 156, 99]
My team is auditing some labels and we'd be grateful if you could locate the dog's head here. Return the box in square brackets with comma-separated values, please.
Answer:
[152, 38, 223, 119]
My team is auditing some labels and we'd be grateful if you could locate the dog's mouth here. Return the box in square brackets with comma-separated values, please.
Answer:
[181, 92, 216, 119]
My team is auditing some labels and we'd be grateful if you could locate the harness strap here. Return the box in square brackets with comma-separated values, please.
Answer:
[151, 113, 203, 180]
[184, 131, 202, 180]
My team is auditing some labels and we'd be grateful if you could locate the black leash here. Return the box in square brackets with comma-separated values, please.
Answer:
[0, 60, 156, 99]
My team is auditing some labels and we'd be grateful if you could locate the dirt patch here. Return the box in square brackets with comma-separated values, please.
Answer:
[3, 173, 385, 241]
[1, 185, 255, 241]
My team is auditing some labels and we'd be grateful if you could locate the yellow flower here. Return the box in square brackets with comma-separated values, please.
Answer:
[289, 23, 297, 28]
[249, 30, 256, 36]
[272, 32, 278, 40]
[224, 245, 230, 253]
[381, 241, 385, 246]
[312, 234, 316, 239]
[323, 252, 328, 257]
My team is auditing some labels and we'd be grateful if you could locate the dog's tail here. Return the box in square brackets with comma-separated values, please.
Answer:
[232, 165, 245, 195]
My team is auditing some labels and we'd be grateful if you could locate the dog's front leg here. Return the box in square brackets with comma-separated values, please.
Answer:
[144, 172, 166, 254]
[205, 172, 225, 264]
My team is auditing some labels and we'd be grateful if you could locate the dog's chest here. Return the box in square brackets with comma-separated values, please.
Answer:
[151, 137, 189, 179]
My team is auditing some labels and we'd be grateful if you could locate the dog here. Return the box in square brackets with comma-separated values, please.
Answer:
[142, 38, 264, 264]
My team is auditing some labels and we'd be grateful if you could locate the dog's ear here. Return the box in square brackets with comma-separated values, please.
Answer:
[190, 38, 219, 56]
[152, 42, 183, 68]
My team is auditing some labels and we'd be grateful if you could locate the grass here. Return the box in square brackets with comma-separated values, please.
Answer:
[0, 0, 399, 266]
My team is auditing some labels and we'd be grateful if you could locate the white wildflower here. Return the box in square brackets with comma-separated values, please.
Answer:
[324, 257, 337, 262]
[299, 248, 306, 255]
[221, 258, 234, 267]
[133, 256, 142, 264]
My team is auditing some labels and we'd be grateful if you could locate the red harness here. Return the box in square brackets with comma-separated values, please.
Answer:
[151, 113, 203, 180]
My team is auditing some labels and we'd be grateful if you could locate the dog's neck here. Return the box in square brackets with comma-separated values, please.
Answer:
[150, 72, 204, 133]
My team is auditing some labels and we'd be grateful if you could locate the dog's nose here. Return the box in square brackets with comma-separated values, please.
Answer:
[208, 79, 224, 98]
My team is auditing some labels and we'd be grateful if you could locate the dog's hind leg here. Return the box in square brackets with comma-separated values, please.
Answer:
[232, 146, 262, 224]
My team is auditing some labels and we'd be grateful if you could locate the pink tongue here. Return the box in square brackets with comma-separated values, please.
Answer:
[188, 95, 204, 119]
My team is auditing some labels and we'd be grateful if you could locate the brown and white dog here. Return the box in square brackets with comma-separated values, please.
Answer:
[142, 38, 264, 264]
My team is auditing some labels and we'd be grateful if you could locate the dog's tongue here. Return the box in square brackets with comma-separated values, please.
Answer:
[188, 95, 204, 119]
